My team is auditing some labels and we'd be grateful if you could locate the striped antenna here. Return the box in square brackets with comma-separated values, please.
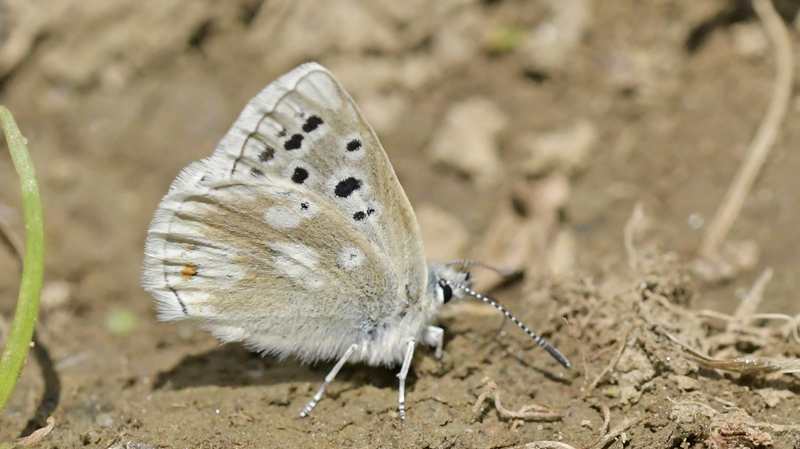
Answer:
[442, 279, 571, 369]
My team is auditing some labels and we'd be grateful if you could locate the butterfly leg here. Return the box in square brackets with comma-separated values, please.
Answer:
[300, 343, 359, 418]
[423, 325, 444, 359]
[397, 339, 416, 420]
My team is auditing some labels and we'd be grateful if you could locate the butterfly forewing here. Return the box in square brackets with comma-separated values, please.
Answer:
[143, 63, 429, 362]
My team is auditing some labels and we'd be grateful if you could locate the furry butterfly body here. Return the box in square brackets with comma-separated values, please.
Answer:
[143, 62, 568, 419]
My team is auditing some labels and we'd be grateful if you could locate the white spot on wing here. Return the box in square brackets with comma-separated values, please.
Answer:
[264, 197, 318, 229]
[336, 246, 365, 271]
[296, 199, 318, 219]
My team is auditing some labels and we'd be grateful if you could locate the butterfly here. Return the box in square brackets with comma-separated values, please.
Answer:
[142, 62, 570, 420]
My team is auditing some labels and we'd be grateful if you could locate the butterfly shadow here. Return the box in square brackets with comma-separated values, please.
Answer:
[152, 344, 404, 392]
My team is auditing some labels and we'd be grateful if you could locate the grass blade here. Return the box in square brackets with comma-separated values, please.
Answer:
[0, 106, 45, 414]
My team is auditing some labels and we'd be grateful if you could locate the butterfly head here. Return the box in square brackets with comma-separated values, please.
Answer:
[428, 262, 472, 305]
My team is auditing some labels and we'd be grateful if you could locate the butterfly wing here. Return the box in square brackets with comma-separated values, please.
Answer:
[142, 63, 429, 362]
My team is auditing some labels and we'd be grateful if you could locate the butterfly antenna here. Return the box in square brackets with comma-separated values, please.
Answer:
[445, 259, 513, 277]
[442, 280, 571, 369]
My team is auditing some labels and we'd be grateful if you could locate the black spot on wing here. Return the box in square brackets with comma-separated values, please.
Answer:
[353, 207, 375, 222]
[292, 167, 309, 184]
[346, 139, 362, 152]
[284, 134, 303, 150]
[251, 167, 264, 177]
[334, 177, 361, 198]
[302, 115, 323, 133]
[259, 146, 275, 162]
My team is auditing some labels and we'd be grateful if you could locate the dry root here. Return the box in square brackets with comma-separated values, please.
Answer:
[697, 0, 793, 279]
[9, 416, 55, 449]
[512, 406, 640, 449]
[472, 377, 564, 423]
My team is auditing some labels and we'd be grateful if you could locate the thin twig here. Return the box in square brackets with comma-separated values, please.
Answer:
[662, 330, 800, 374]
[594, 416, 643, 448]
[753, 422, 800, 433]
[577, 405, 611, 449]
[472, 378, 565, 422]
[728, 268, 773, 332]
[8, 416, 54, 448]
[513, 442, 576, 449]
[780, 313, 800, 343]
[511, 400, 631, 449]
[586, 329, 632, 393]
[699, 309, 796, 329]
[699, 0, 793, 258]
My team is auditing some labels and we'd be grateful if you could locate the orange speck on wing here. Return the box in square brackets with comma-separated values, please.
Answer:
[181, 264, 197, 280]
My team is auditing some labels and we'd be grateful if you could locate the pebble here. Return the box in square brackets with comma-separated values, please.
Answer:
[429, 97, 508, 187]
[730, 22, 768, 59]
[512, 120, 597, 176]
[522, 0, 591, 74]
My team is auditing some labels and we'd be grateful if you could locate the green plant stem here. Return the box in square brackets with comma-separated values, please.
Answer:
[0, 106, 44, 415]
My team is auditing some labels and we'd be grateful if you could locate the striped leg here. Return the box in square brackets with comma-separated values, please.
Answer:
[397, 339, 416, 420]
[300, 343, 359, 418]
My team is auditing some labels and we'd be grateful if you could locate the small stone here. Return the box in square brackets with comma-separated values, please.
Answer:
[619, 385, 640, 405]
[83, 431, 101, 445]
[755, 388, 793, 408]
[40, 280, 72, 310]
[434, 24, 480, 70]
[617, 346, 656, 387]
[730, 22, 768, 59]
[251, 0, 400, 67]
[513, 174, 571, 218]
[399, 56, 441, 91]
[674, 375, 699, 391]
[692, 239, 760, 283]
[95, 412, 115, 428]
[521, 0, 591, 74]
[512, 120, 597, 176]
[545, 229, 576, 278]
[429, 97, 508, 187]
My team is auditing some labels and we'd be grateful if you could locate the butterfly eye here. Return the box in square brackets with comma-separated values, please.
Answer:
[438, 280, 453, 303]
[465, 272, 471, 281]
